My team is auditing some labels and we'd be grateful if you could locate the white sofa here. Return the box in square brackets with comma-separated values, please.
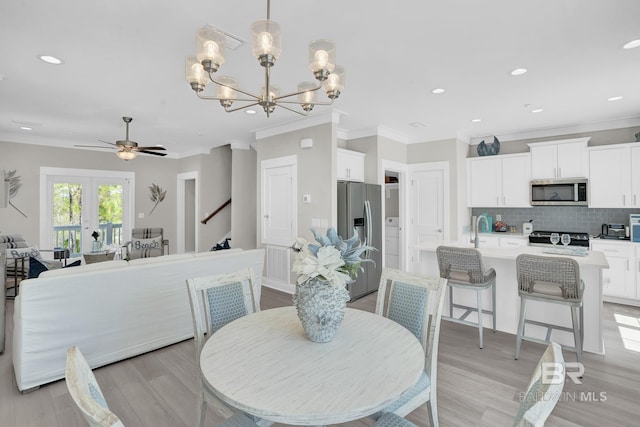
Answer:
[13, 248, 265, 392]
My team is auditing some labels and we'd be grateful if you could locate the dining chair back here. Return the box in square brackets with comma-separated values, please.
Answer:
[186, 268, 261, 427]
[65, 346, 125, 427]
[513, 342, 565, 427]
[374, 267, 447, 427]
[515, 254, 584, 365]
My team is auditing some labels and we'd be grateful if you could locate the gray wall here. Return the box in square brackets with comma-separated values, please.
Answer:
[231, 147, 257, 250]
[256, 122, 336, 244]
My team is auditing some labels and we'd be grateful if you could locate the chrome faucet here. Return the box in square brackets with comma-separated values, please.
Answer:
[474, 216, 489, 248]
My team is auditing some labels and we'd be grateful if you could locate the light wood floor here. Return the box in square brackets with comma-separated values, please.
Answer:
[1, 287, 639, 426]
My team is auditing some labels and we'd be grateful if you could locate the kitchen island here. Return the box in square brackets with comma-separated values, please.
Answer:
[413, 241, 609, 354]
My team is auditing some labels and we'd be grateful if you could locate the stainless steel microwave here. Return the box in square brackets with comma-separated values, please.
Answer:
[530, 178, 588, 206]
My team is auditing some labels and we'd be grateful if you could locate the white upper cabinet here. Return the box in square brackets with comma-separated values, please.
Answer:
[529, 137, 589, 179]
[588, 143, 640, 208]
[467, 153, 531, 207]
[337, 148, 365, 182]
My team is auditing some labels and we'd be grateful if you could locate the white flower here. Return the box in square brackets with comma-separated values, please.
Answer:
[292, 245, 351, 287]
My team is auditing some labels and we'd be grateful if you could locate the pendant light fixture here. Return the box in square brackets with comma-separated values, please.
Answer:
[185, 0, 345, 117]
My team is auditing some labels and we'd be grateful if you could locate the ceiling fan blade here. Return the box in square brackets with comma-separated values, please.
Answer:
[98, 139, 118, 146]
[136, 146, 166, 151]
[74, 144, 115, 149]
[138, 150, 167, 157]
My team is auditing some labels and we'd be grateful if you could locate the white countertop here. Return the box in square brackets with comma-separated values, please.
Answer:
[413, 240, 609, 268]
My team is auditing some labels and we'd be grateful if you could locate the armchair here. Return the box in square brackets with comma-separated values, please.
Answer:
[124, 227, 169, 260]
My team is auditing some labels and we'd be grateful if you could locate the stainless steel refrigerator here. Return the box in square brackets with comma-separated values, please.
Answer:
[337, 181, 382, 301]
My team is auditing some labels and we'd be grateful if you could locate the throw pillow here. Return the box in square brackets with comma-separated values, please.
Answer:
[130, 236, 163, 259]
[28, 256, 81, 278]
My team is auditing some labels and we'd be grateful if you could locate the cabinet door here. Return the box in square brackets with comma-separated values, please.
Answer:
[631, 147, 640, 207]
[467, 157, 500, 207]
[530, 145, 557, 179]
[501, 155, 531, 207]
[337, 149, 364, 182]
[556, 142, 586, 178]
[589, 147, 630, 207]
[593, 243, 634, 299]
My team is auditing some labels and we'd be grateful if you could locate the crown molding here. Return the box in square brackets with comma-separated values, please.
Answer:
[229, 140, 252, 150]
[469, 116, 640, 145]
[253, 110, 342, 140]
[340, 125, 411, 144]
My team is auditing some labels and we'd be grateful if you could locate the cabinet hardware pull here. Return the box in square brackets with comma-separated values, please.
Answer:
[623, 194, 626, 206]
[558, 167, 561, 177]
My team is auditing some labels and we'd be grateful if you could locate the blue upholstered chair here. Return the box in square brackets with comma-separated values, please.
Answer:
[372, 342, 566, 427]
[186, 268, 268, 427]
[436, 245, 497, 349]
[373, 267, 447, 427]
[65, 345, 124, 427]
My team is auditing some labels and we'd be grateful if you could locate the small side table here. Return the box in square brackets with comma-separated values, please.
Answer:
[83, 251, 116, 264]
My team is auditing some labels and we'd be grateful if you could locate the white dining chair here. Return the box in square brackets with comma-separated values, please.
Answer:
[373, 342, 565, 427]
[65, 345, 124, 427]
[373, 267, 447, 427]
[186, 268, 270, 427]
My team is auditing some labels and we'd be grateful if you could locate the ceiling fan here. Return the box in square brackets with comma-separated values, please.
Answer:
[75, 116, 167, 160]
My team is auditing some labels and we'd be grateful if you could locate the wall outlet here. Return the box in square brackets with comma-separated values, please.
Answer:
[138, 212, 144, 219]
[496, 214, 502, 221]
[303, 194, 311, 203]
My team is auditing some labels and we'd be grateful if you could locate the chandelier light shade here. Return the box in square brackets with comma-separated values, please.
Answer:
[308, 39, 336, 81]
[115, 150, 137, 161]
[185, 0, 345, 117]
[196, 27, 226, 73]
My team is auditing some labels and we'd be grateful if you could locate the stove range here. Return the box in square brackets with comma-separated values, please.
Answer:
[528, 230, 590, 247]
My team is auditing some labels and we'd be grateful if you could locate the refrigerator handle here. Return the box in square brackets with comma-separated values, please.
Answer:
[364, 200, 372, 257]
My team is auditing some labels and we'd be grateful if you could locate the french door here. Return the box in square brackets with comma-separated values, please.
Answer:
[40, 168, 135, 258]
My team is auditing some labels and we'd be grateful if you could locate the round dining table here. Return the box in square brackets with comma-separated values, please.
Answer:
[199, 306, 425, 426]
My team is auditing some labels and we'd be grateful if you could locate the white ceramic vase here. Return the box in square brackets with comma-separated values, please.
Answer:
[293, 278, 350, 343]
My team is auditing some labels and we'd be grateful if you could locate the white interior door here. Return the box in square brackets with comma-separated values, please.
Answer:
[261, 156, 297, 247]
[408, 162, 449, 272]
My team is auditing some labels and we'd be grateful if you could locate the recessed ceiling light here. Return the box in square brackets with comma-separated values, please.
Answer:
[510, 68, 528, 76]
[39, 55, 63, 65]
[531, 108, 543, 113]
[431, 88, 445, 94]
[20, 126, 32, 131]
[607, 96, 623, 101]
[471, 118, 482, 123]
[245, 109, 257, 115]
[623, 39, 640, 49]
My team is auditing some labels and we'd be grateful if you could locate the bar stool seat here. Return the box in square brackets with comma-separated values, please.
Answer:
[436, 246, 496, 349]
[515, 254, 584, 365]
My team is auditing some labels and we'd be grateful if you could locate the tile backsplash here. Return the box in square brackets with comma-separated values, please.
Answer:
[471, 207, 640, 237]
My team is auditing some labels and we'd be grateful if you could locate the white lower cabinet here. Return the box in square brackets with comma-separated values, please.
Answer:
[472, 234, 528, 248]
[592, 241, 636, 301]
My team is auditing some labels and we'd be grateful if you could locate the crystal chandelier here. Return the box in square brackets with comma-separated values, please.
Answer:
[185, 0, 345, 117]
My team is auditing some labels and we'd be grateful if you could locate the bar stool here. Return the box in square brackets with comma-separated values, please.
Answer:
[515, 254, 583, 365]
[436, 246, 496, 348]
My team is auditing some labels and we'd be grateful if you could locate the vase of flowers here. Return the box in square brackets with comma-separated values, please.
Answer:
[292, 227, 375, 342]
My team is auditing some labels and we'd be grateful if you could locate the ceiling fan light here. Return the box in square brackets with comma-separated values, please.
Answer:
[250, 20, 281, 67]
[116, 150, 137, 161]
[185, 56, 209, 92]
[322, 65, 345, 99]
[196, 27, 226, 73]
[309, 39, 336, 81]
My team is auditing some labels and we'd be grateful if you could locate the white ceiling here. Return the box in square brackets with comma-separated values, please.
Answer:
[1, 0, 639, 158]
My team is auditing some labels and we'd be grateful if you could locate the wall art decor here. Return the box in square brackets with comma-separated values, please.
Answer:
[5, 170, 27, 217]
[148, 183, 166, 215]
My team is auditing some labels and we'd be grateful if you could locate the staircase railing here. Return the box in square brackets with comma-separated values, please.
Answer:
[201, 198, 231, 224]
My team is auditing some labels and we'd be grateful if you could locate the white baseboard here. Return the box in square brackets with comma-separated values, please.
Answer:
[262, 277, 295, 295]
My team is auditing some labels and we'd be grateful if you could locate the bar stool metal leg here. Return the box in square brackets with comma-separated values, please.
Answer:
[477, 290, 484, 349]
[515, 298, 527, 360]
